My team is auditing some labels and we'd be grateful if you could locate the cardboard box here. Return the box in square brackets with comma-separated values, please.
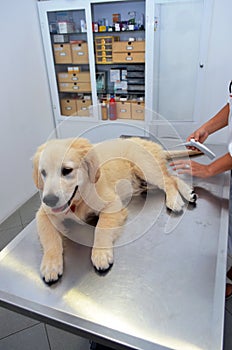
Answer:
[71, 43, 89, 64]
[116, 102, 131, 119]
[60, 99, 78, 116]
[76, 99, 92, 116]
[131, 102, 145, 120]
[113, 52, 145, 63]
[59, 82, 91, 92]
[113, 41, 145, 52]
[53, 44, 72, 64]
[58, 72, 90, 83]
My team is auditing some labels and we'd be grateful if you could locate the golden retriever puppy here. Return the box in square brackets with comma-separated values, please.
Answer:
[33, 137, 197, 284]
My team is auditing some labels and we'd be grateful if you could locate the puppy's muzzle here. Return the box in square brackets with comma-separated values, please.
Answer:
[43, 194, 59, 207]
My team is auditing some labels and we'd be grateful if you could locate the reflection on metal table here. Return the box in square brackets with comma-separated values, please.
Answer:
[0, 145, 230, 350]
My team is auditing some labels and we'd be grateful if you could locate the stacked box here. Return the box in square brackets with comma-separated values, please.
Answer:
[58, 71, 91, 93]
[76, 99, 92, 116]
[53, 44, 72, 64]
[71, 43, 89, 64]
[59, 82, 91, 92]
[58, 72, 90, 83]
[60, 98, 92, 117]
[131, 102, 144, 120]
[113, 40, 145, 63]
[116, 102, 131, 119]
[60, 99, 77, 116]
[113, 41, 145, 52]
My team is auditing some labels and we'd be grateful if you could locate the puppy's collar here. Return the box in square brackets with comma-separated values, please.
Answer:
[65, 204, 76, 214]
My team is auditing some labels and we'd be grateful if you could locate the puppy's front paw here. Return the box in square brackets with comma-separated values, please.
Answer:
[91, 248, 114, 272]
[40, 251, 63, 285]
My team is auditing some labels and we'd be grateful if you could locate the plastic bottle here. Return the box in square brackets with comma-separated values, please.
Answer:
[109, 95, 117, 120]
[101, 101, 108, 120]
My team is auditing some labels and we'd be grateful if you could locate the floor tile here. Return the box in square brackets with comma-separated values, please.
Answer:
[46, 324, 90, 350]
[225, 293, 232, 314]
[0, 323, 50, 350]
[19, 192, 41, 228]
[0, 225, 23, 251]
[224, 309, 232, 350]
[0, 210, 22, 231]
[0, 307, 39, 339]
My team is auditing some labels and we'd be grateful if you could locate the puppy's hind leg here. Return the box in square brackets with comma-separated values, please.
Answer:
[173, 176, 197, 204]
[161, 175, 186, 213]
[36, 206, 63, 284]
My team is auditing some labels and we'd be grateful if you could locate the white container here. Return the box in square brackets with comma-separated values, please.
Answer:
[57, 21, 75, 34]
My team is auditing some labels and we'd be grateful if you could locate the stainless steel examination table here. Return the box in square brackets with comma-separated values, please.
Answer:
[0, 145, 230, 350]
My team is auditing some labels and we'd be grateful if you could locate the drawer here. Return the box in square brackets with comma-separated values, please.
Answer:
[95, 37, 113, 45]
[96, 56, 113, 64]
[59, 82, 91, 92]
[128, 84, 145, 91]
[71, 43, 89, 64]
[53, 44, 72, 64]
[113, 41, 145, 52]
[95, 44, 112, 51]
[60, 99, 78, 116]
[116, 102, 131, 119]
[76, 99, 92, 116]
[127, 71, 145, 78]
[113, 52, 145, 63]
[58, 72, 90, 83]
[96, 50, 112, 57]
[131, 102, 145, 120]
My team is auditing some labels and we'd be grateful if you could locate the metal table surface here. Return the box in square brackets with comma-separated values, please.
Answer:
[0, 145, 230, 350]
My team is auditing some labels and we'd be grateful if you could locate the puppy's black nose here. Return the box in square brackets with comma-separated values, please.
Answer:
[43, 194, 59, 207]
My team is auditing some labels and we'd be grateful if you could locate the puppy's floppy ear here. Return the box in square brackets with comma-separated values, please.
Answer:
[71, 138, 100, 183]
[32, 143, 46, 190]
[83, 147, 101, 183]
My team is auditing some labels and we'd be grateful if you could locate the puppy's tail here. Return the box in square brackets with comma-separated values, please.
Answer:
[164, 149, 203, 160]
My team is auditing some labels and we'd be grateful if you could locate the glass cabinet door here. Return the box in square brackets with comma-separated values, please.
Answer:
[91, 0, 146, 123]
[49, 9, 94, 119]
[38, 3, 97, 122]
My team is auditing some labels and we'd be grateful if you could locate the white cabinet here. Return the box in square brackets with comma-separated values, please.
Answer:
[38, 0, 212, 142]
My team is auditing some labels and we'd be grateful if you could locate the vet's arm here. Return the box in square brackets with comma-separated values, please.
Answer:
[187, 103, 230, 145]
[170, 152, 232, 178]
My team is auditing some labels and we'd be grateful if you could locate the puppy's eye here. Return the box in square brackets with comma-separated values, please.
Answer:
[41, 169, 47, 178]
[61, 167, 73, 176]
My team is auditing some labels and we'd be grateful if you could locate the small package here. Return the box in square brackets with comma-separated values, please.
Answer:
[57, 21, 75, 34]
[53, 34, 69, 43]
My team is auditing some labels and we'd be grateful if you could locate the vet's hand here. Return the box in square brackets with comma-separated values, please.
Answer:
[170, 160, 211, 178]
[186, 128, 209, 150]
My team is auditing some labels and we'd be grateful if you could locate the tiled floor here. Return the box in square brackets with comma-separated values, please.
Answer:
[0, 192, 232, 350]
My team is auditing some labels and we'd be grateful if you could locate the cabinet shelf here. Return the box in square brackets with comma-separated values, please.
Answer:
[93, 29, 145, 35]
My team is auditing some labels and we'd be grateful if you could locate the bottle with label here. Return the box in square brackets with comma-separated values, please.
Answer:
[101, 101, 108, 120]
[109, 95, 117, 120]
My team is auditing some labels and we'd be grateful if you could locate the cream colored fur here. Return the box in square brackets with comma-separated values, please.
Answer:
[33, 137, 197, 283]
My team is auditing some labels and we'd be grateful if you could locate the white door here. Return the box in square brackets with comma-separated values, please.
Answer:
[146, 0, 213, 139]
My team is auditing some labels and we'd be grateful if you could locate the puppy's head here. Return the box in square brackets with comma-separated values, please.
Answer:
[33, 138, 100, 213]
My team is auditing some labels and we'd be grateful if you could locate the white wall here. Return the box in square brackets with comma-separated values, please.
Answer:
[0, 0, 55, 223]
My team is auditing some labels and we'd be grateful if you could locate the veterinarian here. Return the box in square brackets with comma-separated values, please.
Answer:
[170, 81, 232, 299]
